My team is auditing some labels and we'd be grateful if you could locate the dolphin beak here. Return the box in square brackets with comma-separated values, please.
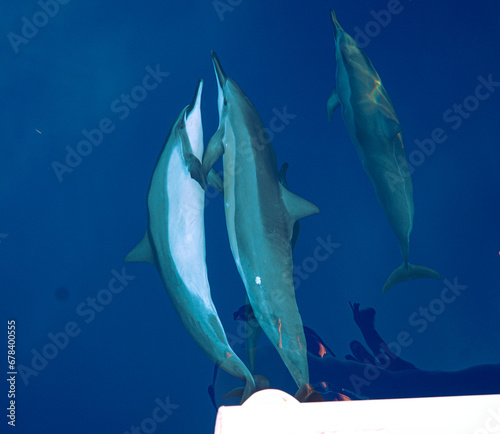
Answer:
[211, 51, 227, 89]
[187, 79, 203, 117]
[330, 9, 342, 40]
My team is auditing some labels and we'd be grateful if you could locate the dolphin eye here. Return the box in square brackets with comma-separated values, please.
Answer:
[223, 98, 228, 106]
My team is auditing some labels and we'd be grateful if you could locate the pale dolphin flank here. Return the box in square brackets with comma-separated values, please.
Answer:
[202, 51, 319, 399]
[125, 80, 256, 401]
[326, 10, 440, 293]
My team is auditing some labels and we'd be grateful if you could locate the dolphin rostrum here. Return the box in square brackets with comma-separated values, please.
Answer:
[327, 10, 440, 293]
[202, 51, 319, 399]
[125, 79, 256, 401]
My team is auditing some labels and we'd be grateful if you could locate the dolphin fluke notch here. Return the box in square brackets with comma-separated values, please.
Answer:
[382, 263, 442, 293]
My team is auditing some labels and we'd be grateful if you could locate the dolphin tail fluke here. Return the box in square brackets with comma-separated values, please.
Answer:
[241, 377, 257, 403]
[125, 232, 155, 264]
[327, 88, 340, 122]
[223, 374, 269, 403]
[382, 263, 441, 293]
[221, 382, 254, 403]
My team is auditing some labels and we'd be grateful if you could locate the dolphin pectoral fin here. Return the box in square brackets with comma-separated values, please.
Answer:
[185, 153, 207, 191]
[385, 117, 402, 142]
[280, 184, 319, 224]
[327, 88, 341, 123]
[382, 263, 441, 293]
[179, 125, 207, 190]
[202, 128, 225, 177]
[207, 169, 224, 193]
[125, 232, 155, 264]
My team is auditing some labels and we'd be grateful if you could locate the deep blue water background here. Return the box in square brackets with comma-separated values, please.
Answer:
[1, 1, 499, 432]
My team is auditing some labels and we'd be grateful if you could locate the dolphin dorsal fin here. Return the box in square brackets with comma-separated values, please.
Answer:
[280, 184, 319, 225]
[125, 231, 155, 264]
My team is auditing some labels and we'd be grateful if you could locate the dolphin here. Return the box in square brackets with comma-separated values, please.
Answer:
[125, 79, 256, 401]
[202, 51, 319, 399]
[326, 10, 440, 293]
[241, 163, 301, 376]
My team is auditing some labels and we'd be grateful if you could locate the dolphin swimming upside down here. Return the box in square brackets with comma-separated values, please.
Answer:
[125, 79, 256, 401]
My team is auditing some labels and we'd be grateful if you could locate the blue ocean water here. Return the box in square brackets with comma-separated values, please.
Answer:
[1, 1, 499, 432]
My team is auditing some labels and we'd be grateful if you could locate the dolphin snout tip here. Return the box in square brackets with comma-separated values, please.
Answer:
[330, 9, 342, 37]
[211, 51, 227, 87]
[186, 79, 203, 117]
[195, 78, 204, 94]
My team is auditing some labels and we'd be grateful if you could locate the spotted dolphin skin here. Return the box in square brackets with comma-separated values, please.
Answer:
[202, 51, 319, 399]
[327, 10, 440, 293]
[125, 79, 256, 401]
